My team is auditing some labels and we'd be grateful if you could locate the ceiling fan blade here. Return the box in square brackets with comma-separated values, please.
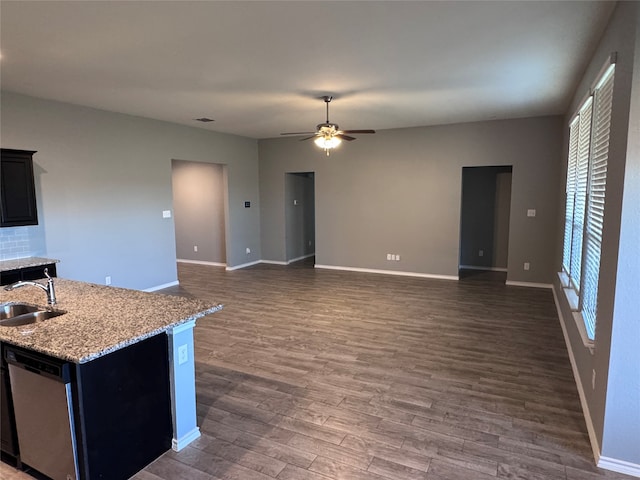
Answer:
[341, 129, 376, 134]
[336, 134, 356, 141]
[300, 135, 318, 141]
[280, 131, 316, 136]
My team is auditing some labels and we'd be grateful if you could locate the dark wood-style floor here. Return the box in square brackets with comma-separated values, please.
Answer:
[2, 259, 634, 480]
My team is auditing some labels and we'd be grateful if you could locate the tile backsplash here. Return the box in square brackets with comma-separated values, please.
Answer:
[0, 226, 34, 260]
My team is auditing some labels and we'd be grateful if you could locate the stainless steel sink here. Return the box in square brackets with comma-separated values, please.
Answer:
[0, 303, 66, 327]
[1, 303, 41, 320]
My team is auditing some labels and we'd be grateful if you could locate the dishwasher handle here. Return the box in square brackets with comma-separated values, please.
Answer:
[4, 347, 72, 383]
[23, 365, 41, 376]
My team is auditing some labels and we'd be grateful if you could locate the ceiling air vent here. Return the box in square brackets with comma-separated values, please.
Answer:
[194, 117, 214, 123]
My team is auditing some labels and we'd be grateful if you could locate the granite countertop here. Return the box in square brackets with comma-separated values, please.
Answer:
[0, 256, 60, 272]
[0, 278, 221, 363]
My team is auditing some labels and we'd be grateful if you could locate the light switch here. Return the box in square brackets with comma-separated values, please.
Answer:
[163, 210, 171, 218]
[527, 209, 536, 217]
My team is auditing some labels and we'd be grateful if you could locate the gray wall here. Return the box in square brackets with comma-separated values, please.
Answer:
[285, 172, 315, 262]
[602, 7, 640, 462]
[0, 92, 260, 289]
[553, 1, 640, 467]
[494, 171, 512, 268]
[259, 116, 562, 284]
[172, 160, 226, 264]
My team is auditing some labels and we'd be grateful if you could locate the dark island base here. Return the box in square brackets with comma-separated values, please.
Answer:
[74, 332, 173, 479]
[4, 333, 172, 480]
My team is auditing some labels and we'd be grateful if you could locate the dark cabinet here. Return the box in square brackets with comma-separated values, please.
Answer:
[1, 149, 38, 227]
[0, 264, 57, 286]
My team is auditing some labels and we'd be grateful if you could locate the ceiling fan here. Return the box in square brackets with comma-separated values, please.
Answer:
[280, 96, 375, 155]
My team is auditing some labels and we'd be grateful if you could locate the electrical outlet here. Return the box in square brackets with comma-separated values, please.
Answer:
[527, 209, 536, 217]
[162, 210, 171, 218]
[194, 245, 198, 252]
[178, 344, 188, 365]
[105, 276, 112, 285]
[479, 249, 484, 257]
[524, 262, 530, 271]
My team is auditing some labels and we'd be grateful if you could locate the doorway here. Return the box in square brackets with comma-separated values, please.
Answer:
[285, 172, 315, 264]
[459, 166, 512, 282]
[171, 160, 227, 266]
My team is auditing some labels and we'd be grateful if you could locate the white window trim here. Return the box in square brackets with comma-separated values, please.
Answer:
[559, 53, 615, 349]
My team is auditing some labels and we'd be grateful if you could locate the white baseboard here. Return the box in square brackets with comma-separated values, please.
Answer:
[177, 259, 226, 267]
[553, 286, 640, 478]
[314, 264, 459, 281]
[226, 260, 261, 271]
[261, 254, 315, 266]
[505, 280, 552, 289]
[172, 426, 201, 452]
[260, 260, 288, 265]
[144, 280, 179, 292]
[287, 253, 315, 264]
[552, 287, 601, 464]
[598, 456, 640, 477]
[459, 265, 508, 272]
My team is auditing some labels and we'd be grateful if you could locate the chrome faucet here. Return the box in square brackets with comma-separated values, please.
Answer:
[4, 268, 57, 305]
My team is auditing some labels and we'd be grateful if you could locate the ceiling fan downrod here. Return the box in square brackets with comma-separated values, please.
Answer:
[323, 95, 332, 123]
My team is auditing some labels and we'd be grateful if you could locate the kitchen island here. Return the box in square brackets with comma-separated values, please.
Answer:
[0, 278, 221, 479]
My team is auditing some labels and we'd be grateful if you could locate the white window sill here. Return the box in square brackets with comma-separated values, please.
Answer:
[557, 272, 595, 353]
[572, 311, 595, 353]
[558, 271, 570, 288]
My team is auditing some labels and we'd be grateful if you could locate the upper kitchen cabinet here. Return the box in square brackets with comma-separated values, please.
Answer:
[1, 149, 38, 227]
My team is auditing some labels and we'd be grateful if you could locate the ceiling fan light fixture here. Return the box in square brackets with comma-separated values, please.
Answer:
[314, 135, 341, 150]
[280, 96, 375, 155]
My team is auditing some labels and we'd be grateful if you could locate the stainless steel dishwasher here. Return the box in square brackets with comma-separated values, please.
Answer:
[5, 346, 79, 480]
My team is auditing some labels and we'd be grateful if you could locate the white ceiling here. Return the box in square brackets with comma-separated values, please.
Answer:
[0, 1, 614, 140]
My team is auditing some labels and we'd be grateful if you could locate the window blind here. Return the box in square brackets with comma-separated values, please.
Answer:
[570, 98, 593, 292]
[581, 66, 615, 339]
[563, 118, 580, 275]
